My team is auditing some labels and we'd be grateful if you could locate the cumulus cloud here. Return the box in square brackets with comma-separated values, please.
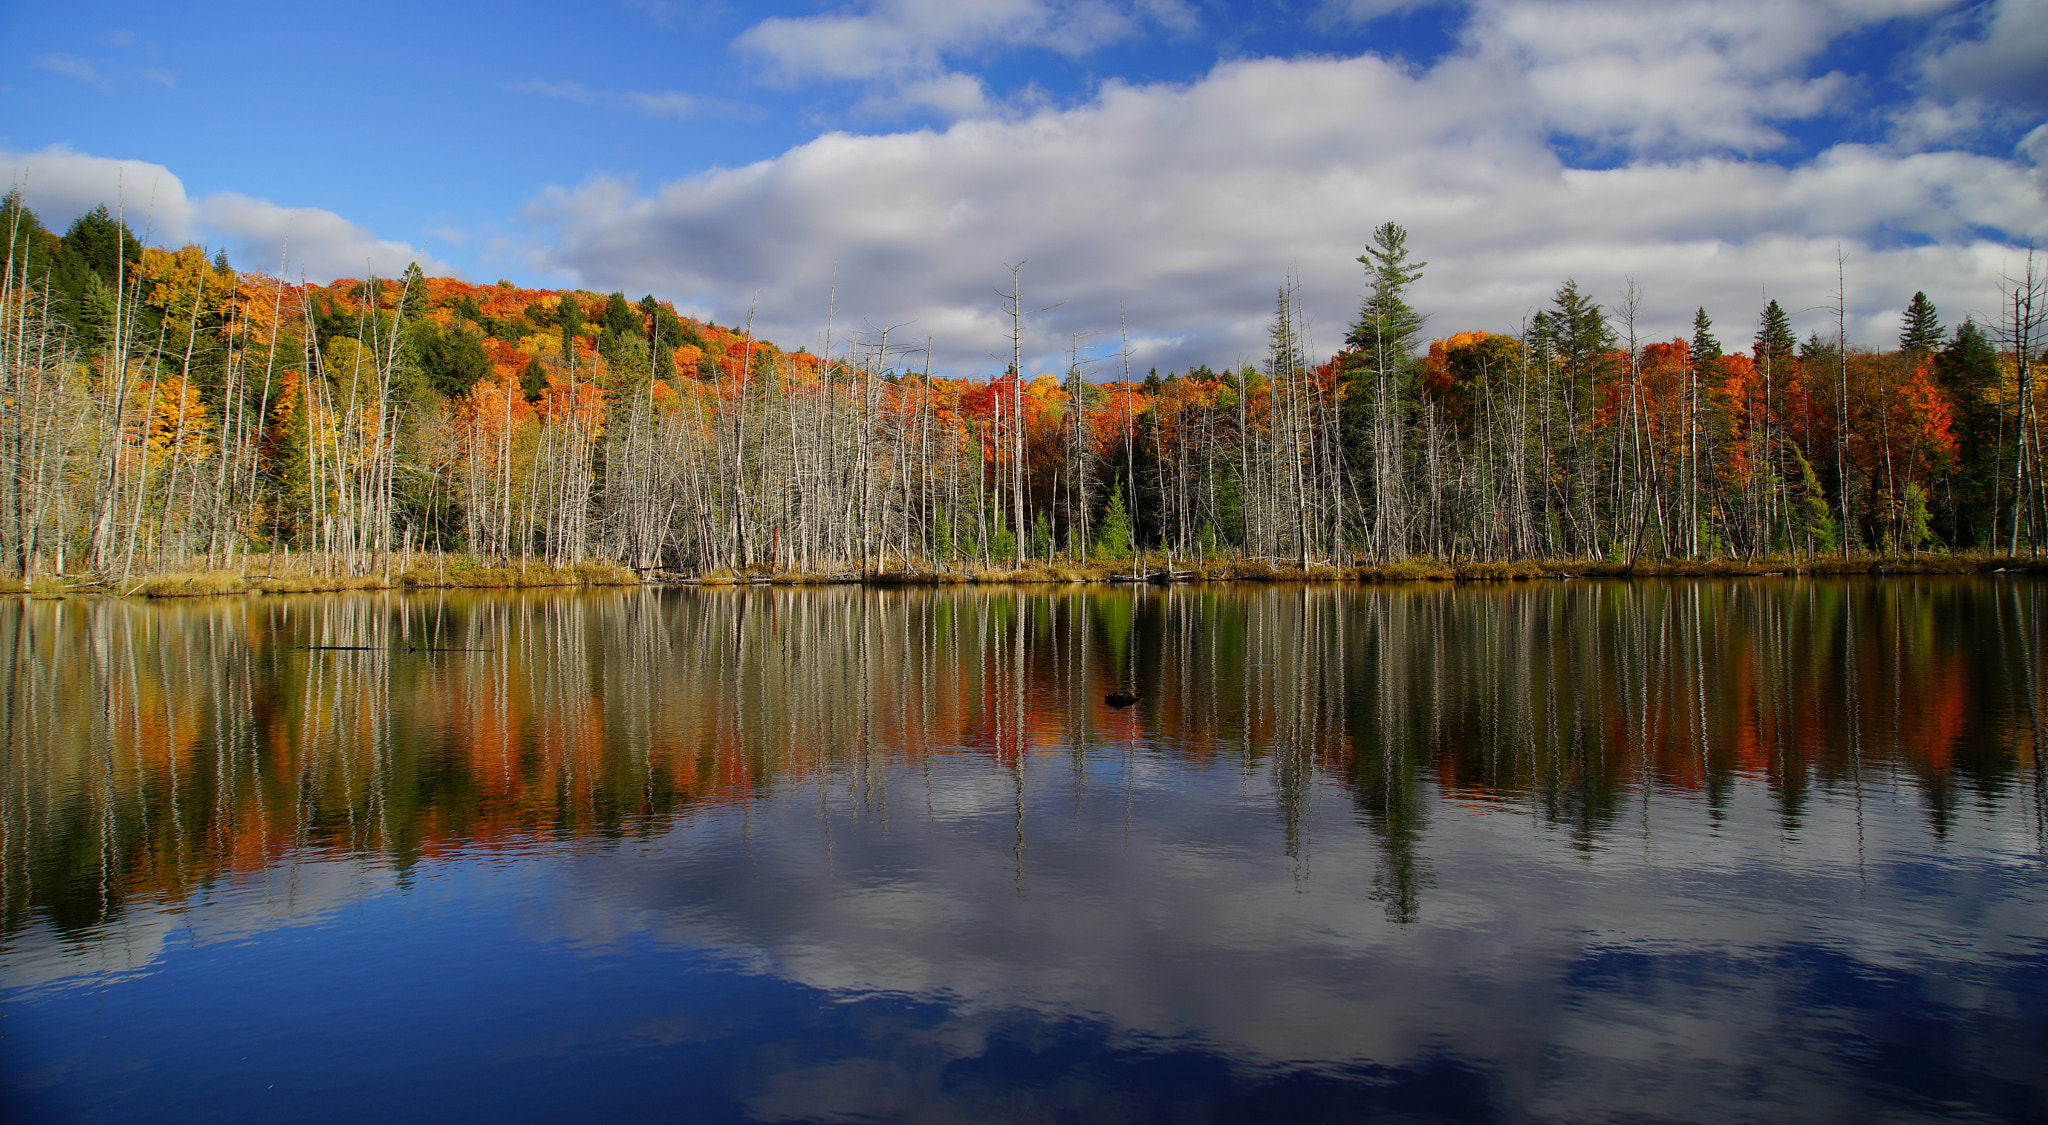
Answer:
[0, 145, 448, 284]
[201, 194, 454, 282]
[1921, 0, 2048, 113]
[529, 41, 2046, 375]
[0, 146, 197, 243]
[1457, 0, 1962, 154]
[737, 0, 1190, 119]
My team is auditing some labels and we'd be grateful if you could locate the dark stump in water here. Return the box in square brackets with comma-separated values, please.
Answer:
[1105, 691, 1139, 709]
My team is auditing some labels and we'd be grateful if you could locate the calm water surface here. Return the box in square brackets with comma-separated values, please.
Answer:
[2, 579, 2044, 1123]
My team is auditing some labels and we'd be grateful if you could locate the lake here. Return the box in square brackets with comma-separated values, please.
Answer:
[2, 579, 2044, 1123]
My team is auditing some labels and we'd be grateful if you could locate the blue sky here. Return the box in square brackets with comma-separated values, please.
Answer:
[4, 0, 2045, 374]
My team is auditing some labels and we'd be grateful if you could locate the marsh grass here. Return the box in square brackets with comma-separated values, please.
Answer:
[122, 555, 642, 597]
[142, 571, 252, 598]
[61, 550, 2048, 600]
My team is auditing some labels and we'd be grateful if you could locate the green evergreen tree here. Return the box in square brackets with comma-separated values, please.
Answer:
[1548, 280, 1615, 425]
[398, 262, 428, 323]
[1690, 307, 1721, 371]
[0, 190, 50, 273]
[1347, 222, 1426, 357]
[1341, 222, 1427, 502]
[1094, 487, 1134, 560]
[1754, 298, 1795, 366]
[59, 204, 142, 287]
[557, 293, 582, 363]
[602, 291, 639, 338]
[1899, 291, 1942, 354]
[521, 354, 549, 402]
[409, 320, 493, 399]
[1549, 281, 1613, 375]
[1936, 318, 2003, 544]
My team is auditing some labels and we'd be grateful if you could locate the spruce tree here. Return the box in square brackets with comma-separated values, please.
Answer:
[1685, 308, 1722, 556]
[522, 354, 548, 402]
[1754, 299, 1795, 367]
[398, 262, 428, 323]
[1549, 281, 1613, 379]
[1937, 318, 2003, 544]
[1094, 487, 1134, 560]
[557, 293, 582, 367]
[59, 204, 142, 287]
[1899, 291, 1942, 354]
[1690, 308, 1721, 370]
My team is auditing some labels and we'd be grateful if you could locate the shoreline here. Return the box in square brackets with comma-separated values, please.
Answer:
[5, 554, 2045, 599]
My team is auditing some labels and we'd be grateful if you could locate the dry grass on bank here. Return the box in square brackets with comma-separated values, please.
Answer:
[114, 555, 644, 598]
[662, 551, 2048, 586]
[19, 550, 2042, 600]
[141, 571, 251, 598]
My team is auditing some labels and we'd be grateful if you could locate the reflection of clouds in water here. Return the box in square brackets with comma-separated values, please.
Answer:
[538, 764, 2048, 1120]
[2, 858, 399, 996]
[4, 583, 2043, 1121]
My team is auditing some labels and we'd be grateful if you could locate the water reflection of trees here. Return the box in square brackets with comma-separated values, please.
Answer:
[2, 579, 2040, 936]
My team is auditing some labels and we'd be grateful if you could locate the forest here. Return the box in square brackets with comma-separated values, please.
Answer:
[2, 195, 2044, 583]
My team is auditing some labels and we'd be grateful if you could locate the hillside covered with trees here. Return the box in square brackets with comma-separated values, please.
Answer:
[2, 197, 2043, 582]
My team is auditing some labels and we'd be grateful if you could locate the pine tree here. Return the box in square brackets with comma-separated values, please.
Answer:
[1343, 222, 1426, 559]
[1347, 224, 1425, 356]
[1899, 291, 1942, 354]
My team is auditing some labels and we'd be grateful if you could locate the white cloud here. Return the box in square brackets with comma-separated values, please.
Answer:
[864, 72, 992, 117]
[621, 90, 703, 120]
[737, 0, 1186, 119]
[2022, 122, 2048, 165]
[527, 43, 2045, 375]
[1921, 0, 2048, 113]
[740, 0, 1104, 82]
[201, 194, 455, 283]
[506, 78, 749, 121]
[1460, 0, 1961, 154]
[0, 145, 450, 284]
[0, 145, 197, 243]
[1321, 0, 1447, 21]
[31, 52, 111, 93]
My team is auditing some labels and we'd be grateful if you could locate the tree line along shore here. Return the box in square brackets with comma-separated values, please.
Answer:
[3, 197, 2045, 598]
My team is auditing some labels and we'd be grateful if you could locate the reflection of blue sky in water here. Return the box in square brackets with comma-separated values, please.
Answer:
[4, 581, 2046, 1121]
[8, 746, 2044, 1123]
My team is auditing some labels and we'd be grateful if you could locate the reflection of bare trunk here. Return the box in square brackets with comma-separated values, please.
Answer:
[5, 581, 2040, 939]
